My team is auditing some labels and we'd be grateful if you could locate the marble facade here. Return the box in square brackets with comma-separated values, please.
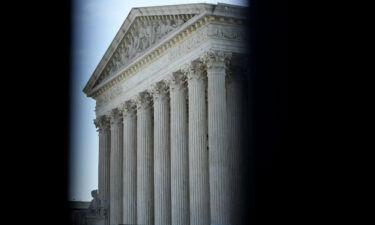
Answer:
[85, 3, 249, 225]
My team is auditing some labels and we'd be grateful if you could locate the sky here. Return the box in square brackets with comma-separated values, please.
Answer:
[69, 0, 249, 201]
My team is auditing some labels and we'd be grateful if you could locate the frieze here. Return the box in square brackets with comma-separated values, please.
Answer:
[169, 27, 209, 60]
[208, 26, 247, 41]
[96, 85, 123, 109]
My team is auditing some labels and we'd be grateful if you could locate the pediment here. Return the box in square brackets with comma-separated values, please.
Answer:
[92, 14, 194, 88]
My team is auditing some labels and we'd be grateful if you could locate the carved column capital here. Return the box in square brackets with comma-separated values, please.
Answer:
[120, 100, 137, 118]
[170, 70, 187, 91]
[201, 50, 232, 70]
[136, 91, 153, 110]
[185, 60, 206, 81]
[151, 80, 169, 102]
[108, 108, 123, 126]
[94, 115, 110, 132]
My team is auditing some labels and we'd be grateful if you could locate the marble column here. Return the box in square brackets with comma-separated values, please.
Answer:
[187, 60, 210, 225]
[136, 91, 154, 225]
[227, 64, 246, 224]
[121, 100, 137, 224]
[152, 81, 172, 225]
[170, 71, 190, 225]
[109, 108, 123, 225]
[94, 115, 111, 225]
[202, 50, 233, 224]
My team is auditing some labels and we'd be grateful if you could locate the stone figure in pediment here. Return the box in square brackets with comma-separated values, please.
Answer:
[131, 31, 137, 48]
[109, 63, 115, 75]
[93, 15, 192, 84]
[113, 53, 122, 72]
[128, 33, 138, 57]
[120, 47, 128, 65]
[171, 18, 184, 29]
[164, 20, 174, 35]
[151, 20, 161, 44]
[124, 38, 131, 60]
[158, 20, 168, 39]
[138, 21, 151, 51]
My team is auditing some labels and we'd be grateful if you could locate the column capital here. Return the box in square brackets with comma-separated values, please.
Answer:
[151, 80, 169, 102]
[170, 70, 187, 91]
[201, 49, 232, 70]
[120, 100, 137, 118]
[94, 115, 110, 132]
[185, 60, 206, 81]
[136, 91, 153, 110]
[108, 108, 123, 126]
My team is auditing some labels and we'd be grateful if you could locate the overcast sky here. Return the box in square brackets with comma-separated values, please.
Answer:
[69, 0, 249, 201]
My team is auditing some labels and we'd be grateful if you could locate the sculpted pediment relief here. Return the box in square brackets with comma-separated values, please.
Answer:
[93, 14, 195, 88]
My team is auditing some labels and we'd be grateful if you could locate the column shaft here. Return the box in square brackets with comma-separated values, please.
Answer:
[109, 109, 123, 225]
[227, 70, 245, 224]
[170, 72, 190, 225]
[153, 82, 171, 225]
[122, 102, 137, 224]
[204, 50, 233, 224]
[98, 125, 111, 202]
[95, 116, 111, 225]
[187, 62, 210, 225]
[137, 92, 154, 225]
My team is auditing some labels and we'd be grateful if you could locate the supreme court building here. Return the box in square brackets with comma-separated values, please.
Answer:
[83, 3, 250, 225]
